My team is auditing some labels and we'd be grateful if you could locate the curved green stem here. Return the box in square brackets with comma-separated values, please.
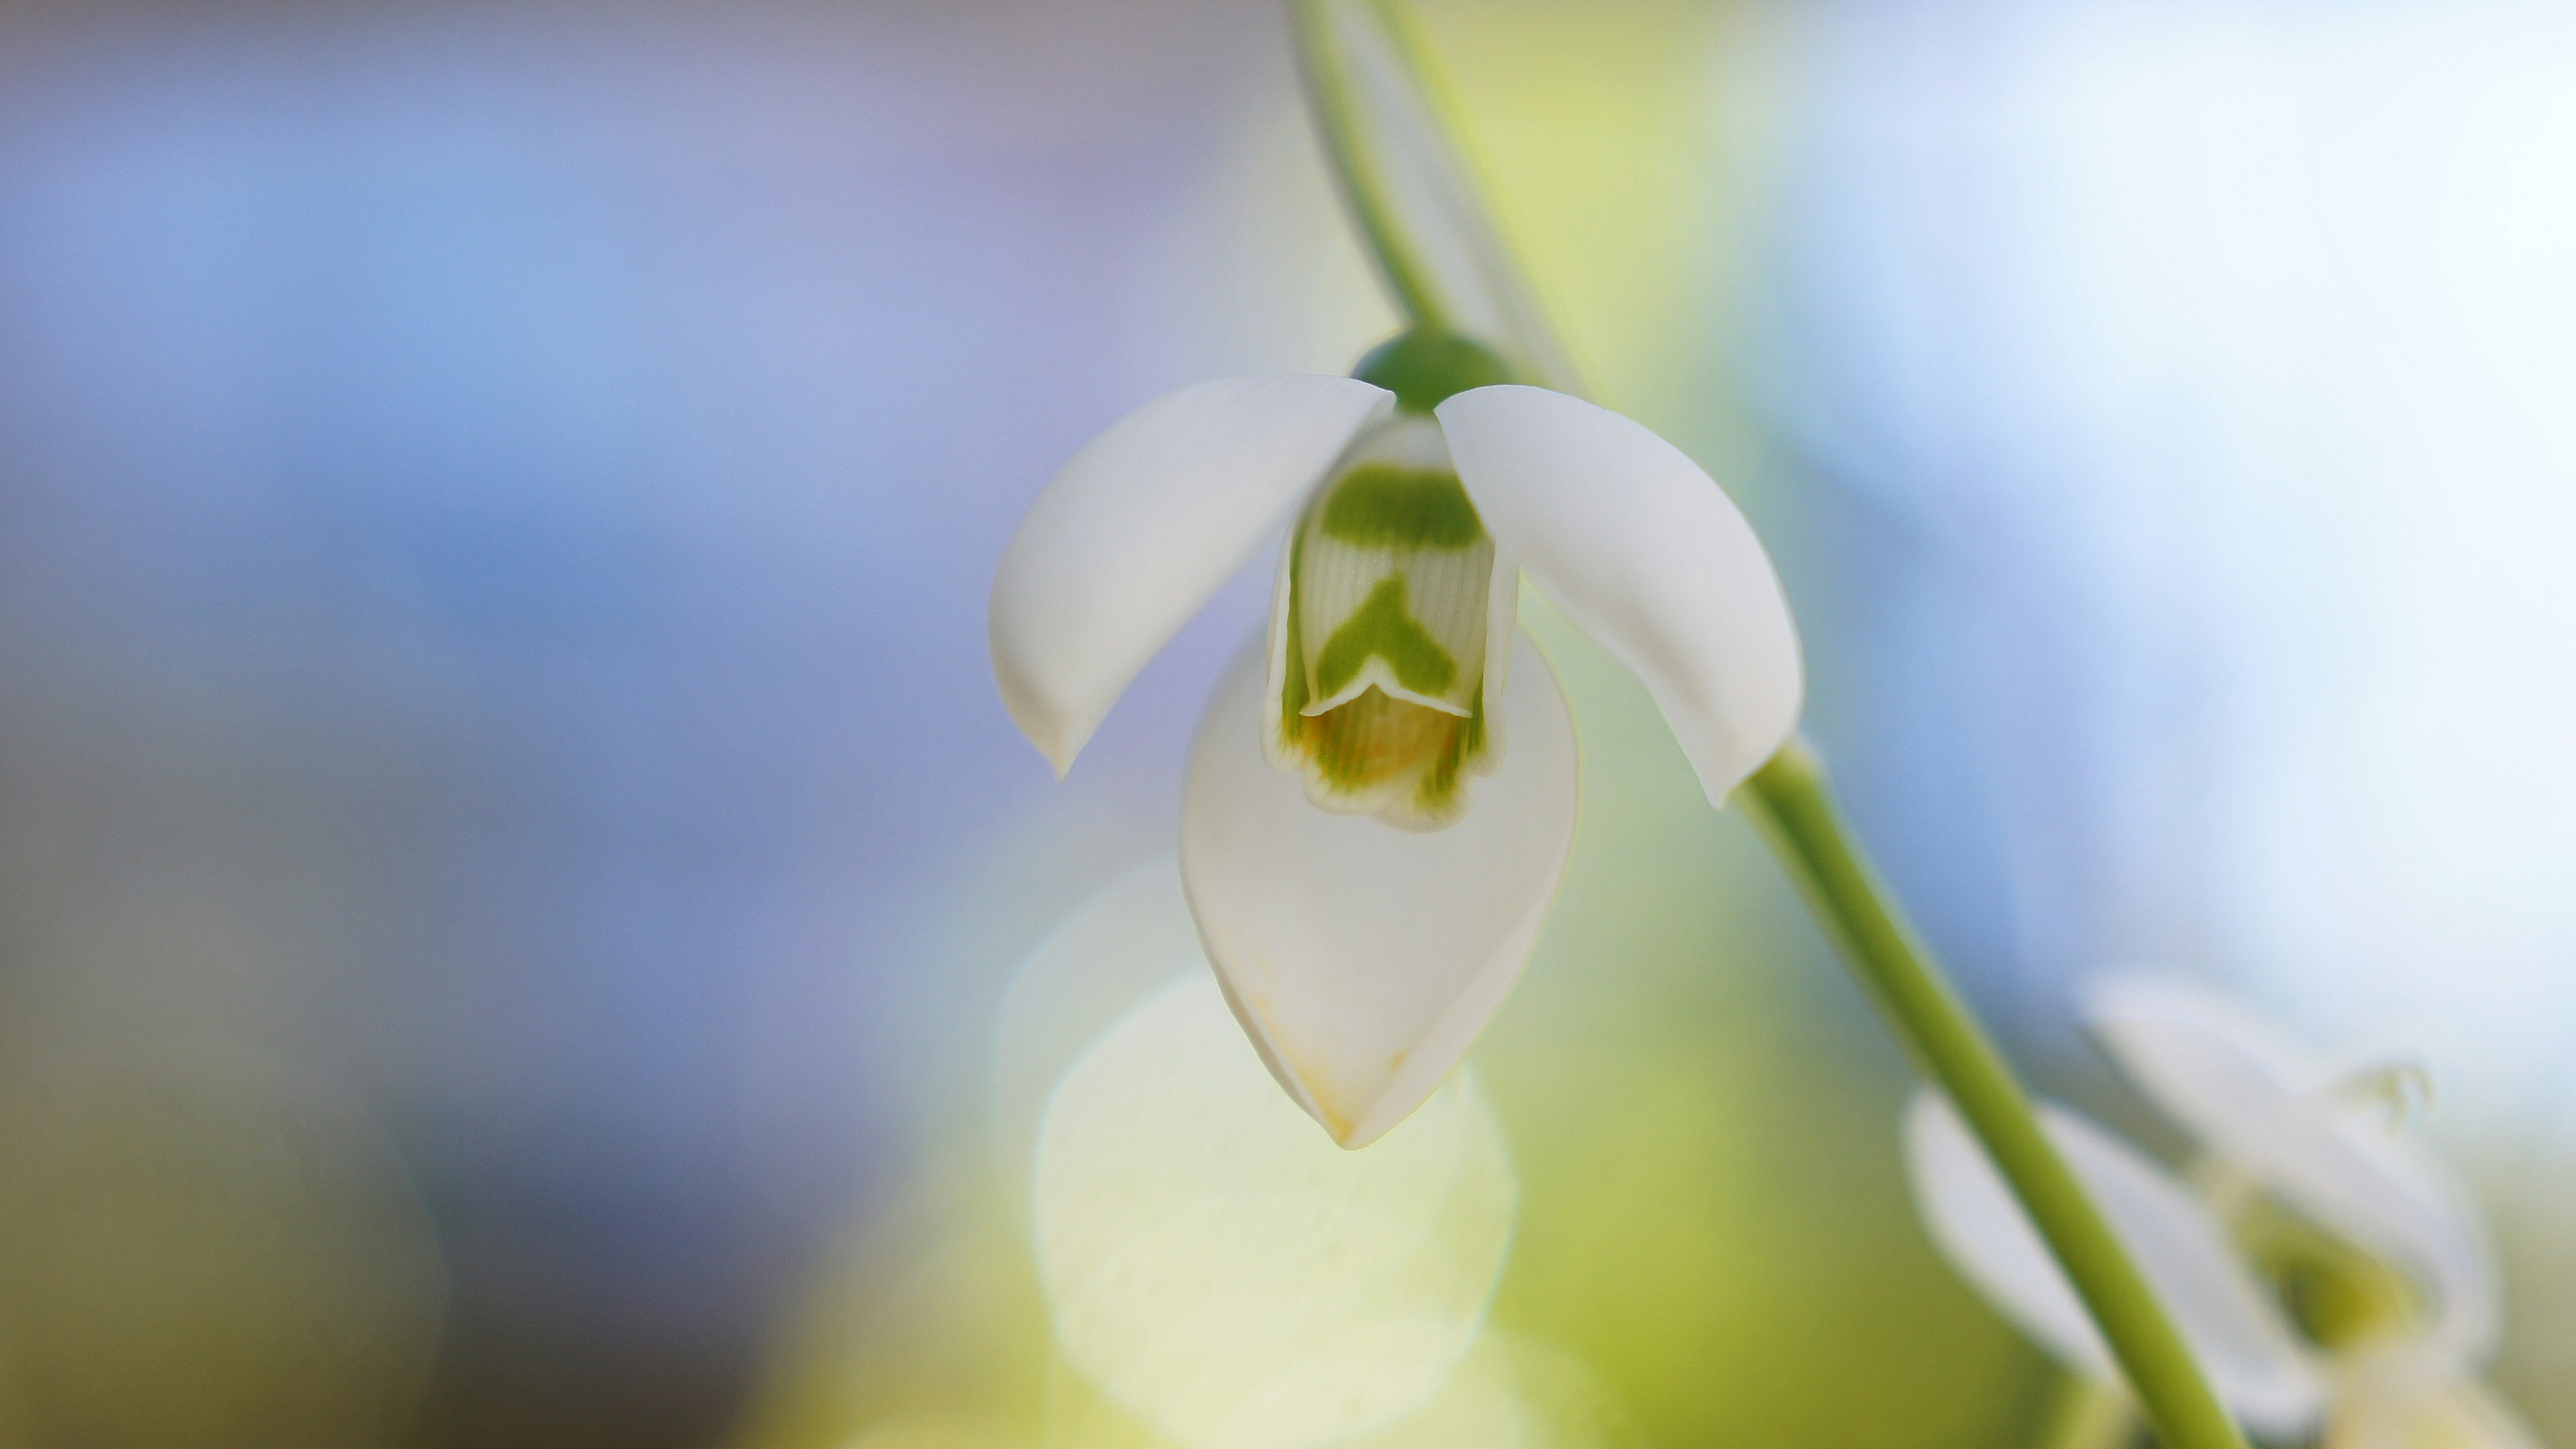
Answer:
[1289, 0, 1587, 394]
[1289, 0, 1454, 331]
[1742, 739, 2248, 1449]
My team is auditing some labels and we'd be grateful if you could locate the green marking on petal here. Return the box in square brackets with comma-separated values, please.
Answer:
[1318, 466, 1483, 550]
[1280, 525, 1311, 751]
[2238, 1199, 2424, 1352]
[1313, 576, 1456, 700]
[1414, 684, 1483, 814]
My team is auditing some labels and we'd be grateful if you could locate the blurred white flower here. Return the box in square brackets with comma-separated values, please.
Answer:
[1905, 977, 2541, 1448]
[990, 331, 1801, 1146]
[1904, 1090, 2327, 1437]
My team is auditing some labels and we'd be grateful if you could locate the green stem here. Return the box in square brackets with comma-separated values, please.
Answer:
[1289, 0, 1454, 332]
[1742, 739, 2248, 1449]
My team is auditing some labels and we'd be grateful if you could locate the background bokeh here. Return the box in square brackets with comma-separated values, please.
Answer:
[0, 1, 2569, 1446]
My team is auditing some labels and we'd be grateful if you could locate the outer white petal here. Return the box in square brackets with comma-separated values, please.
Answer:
[1435, 386, 1803, 806]
[991, 376, 1395, 773]
[1181, 629, 1578, 1149]
[2088, 973, 2337, 1099]
[1904, 1091, 2327, 1437]
[2087, 975, 2500, 1361]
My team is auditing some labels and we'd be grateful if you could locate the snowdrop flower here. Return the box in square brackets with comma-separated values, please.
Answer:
[1905, 1090, 2328, 1438]
[1905, 977, 2540, 1448]
[990, 329, 1802, 1146]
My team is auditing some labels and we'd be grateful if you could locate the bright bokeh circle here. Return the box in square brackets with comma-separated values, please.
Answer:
[1034, 974, 1516, 1449]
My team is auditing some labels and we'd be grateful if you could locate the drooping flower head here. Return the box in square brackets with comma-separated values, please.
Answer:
[989, 328, 1802, 1146]
[1904, 977, 2539, 1449]
[2083, 977, 2500, 1368]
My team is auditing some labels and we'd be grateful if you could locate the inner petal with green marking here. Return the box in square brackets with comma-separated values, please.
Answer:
[1265, 417, 1514, 831]
[2235, 1198, 2426, 1353]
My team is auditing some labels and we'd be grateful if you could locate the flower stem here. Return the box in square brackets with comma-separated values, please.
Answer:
[1287, 0, 1586, 394]
[1289, 0, 1454, 333]
[1741, 739, 2248, 1449]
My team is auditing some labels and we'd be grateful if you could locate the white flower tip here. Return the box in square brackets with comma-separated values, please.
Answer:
[1333, 1114, 1399, 1150]
[1207, 966, 1353, 1141]
[1183, 631, 1578, 1155]
[1213, 953, 1439, 1152]
[1328, 1067, 1446, 1151]
[989, 616, 1085, 777]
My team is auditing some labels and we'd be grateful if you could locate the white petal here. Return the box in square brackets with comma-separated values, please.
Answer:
[991, 376, 1395, 774]
[1904, 1090, 2327, 1437]
[1181, 629, 1577, 1148]
[2086, 975, 2500, 1360]
[1435, 386, 1804, 806]
[2088, 975, 2337, 1097]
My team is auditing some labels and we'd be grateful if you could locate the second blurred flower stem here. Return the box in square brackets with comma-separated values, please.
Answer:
[1292, 5, 2248, 1448]
[1742, 741, 2243, 1449]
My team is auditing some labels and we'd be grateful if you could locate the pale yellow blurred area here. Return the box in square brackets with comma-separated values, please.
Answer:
[734, 871, 1602, 1449]
[827, 1335, 1638, 1449]
[1033, 974, 1514, 1449]
[736, 731, 2029, 1449]
[1333, 1335, 1640, 1449]
[729, 942, 1529, 1449]
[1040, 1332, 1641, 1449]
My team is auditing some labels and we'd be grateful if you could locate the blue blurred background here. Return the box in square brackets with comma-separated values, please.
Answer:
[0, 1, 2570, 1446]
